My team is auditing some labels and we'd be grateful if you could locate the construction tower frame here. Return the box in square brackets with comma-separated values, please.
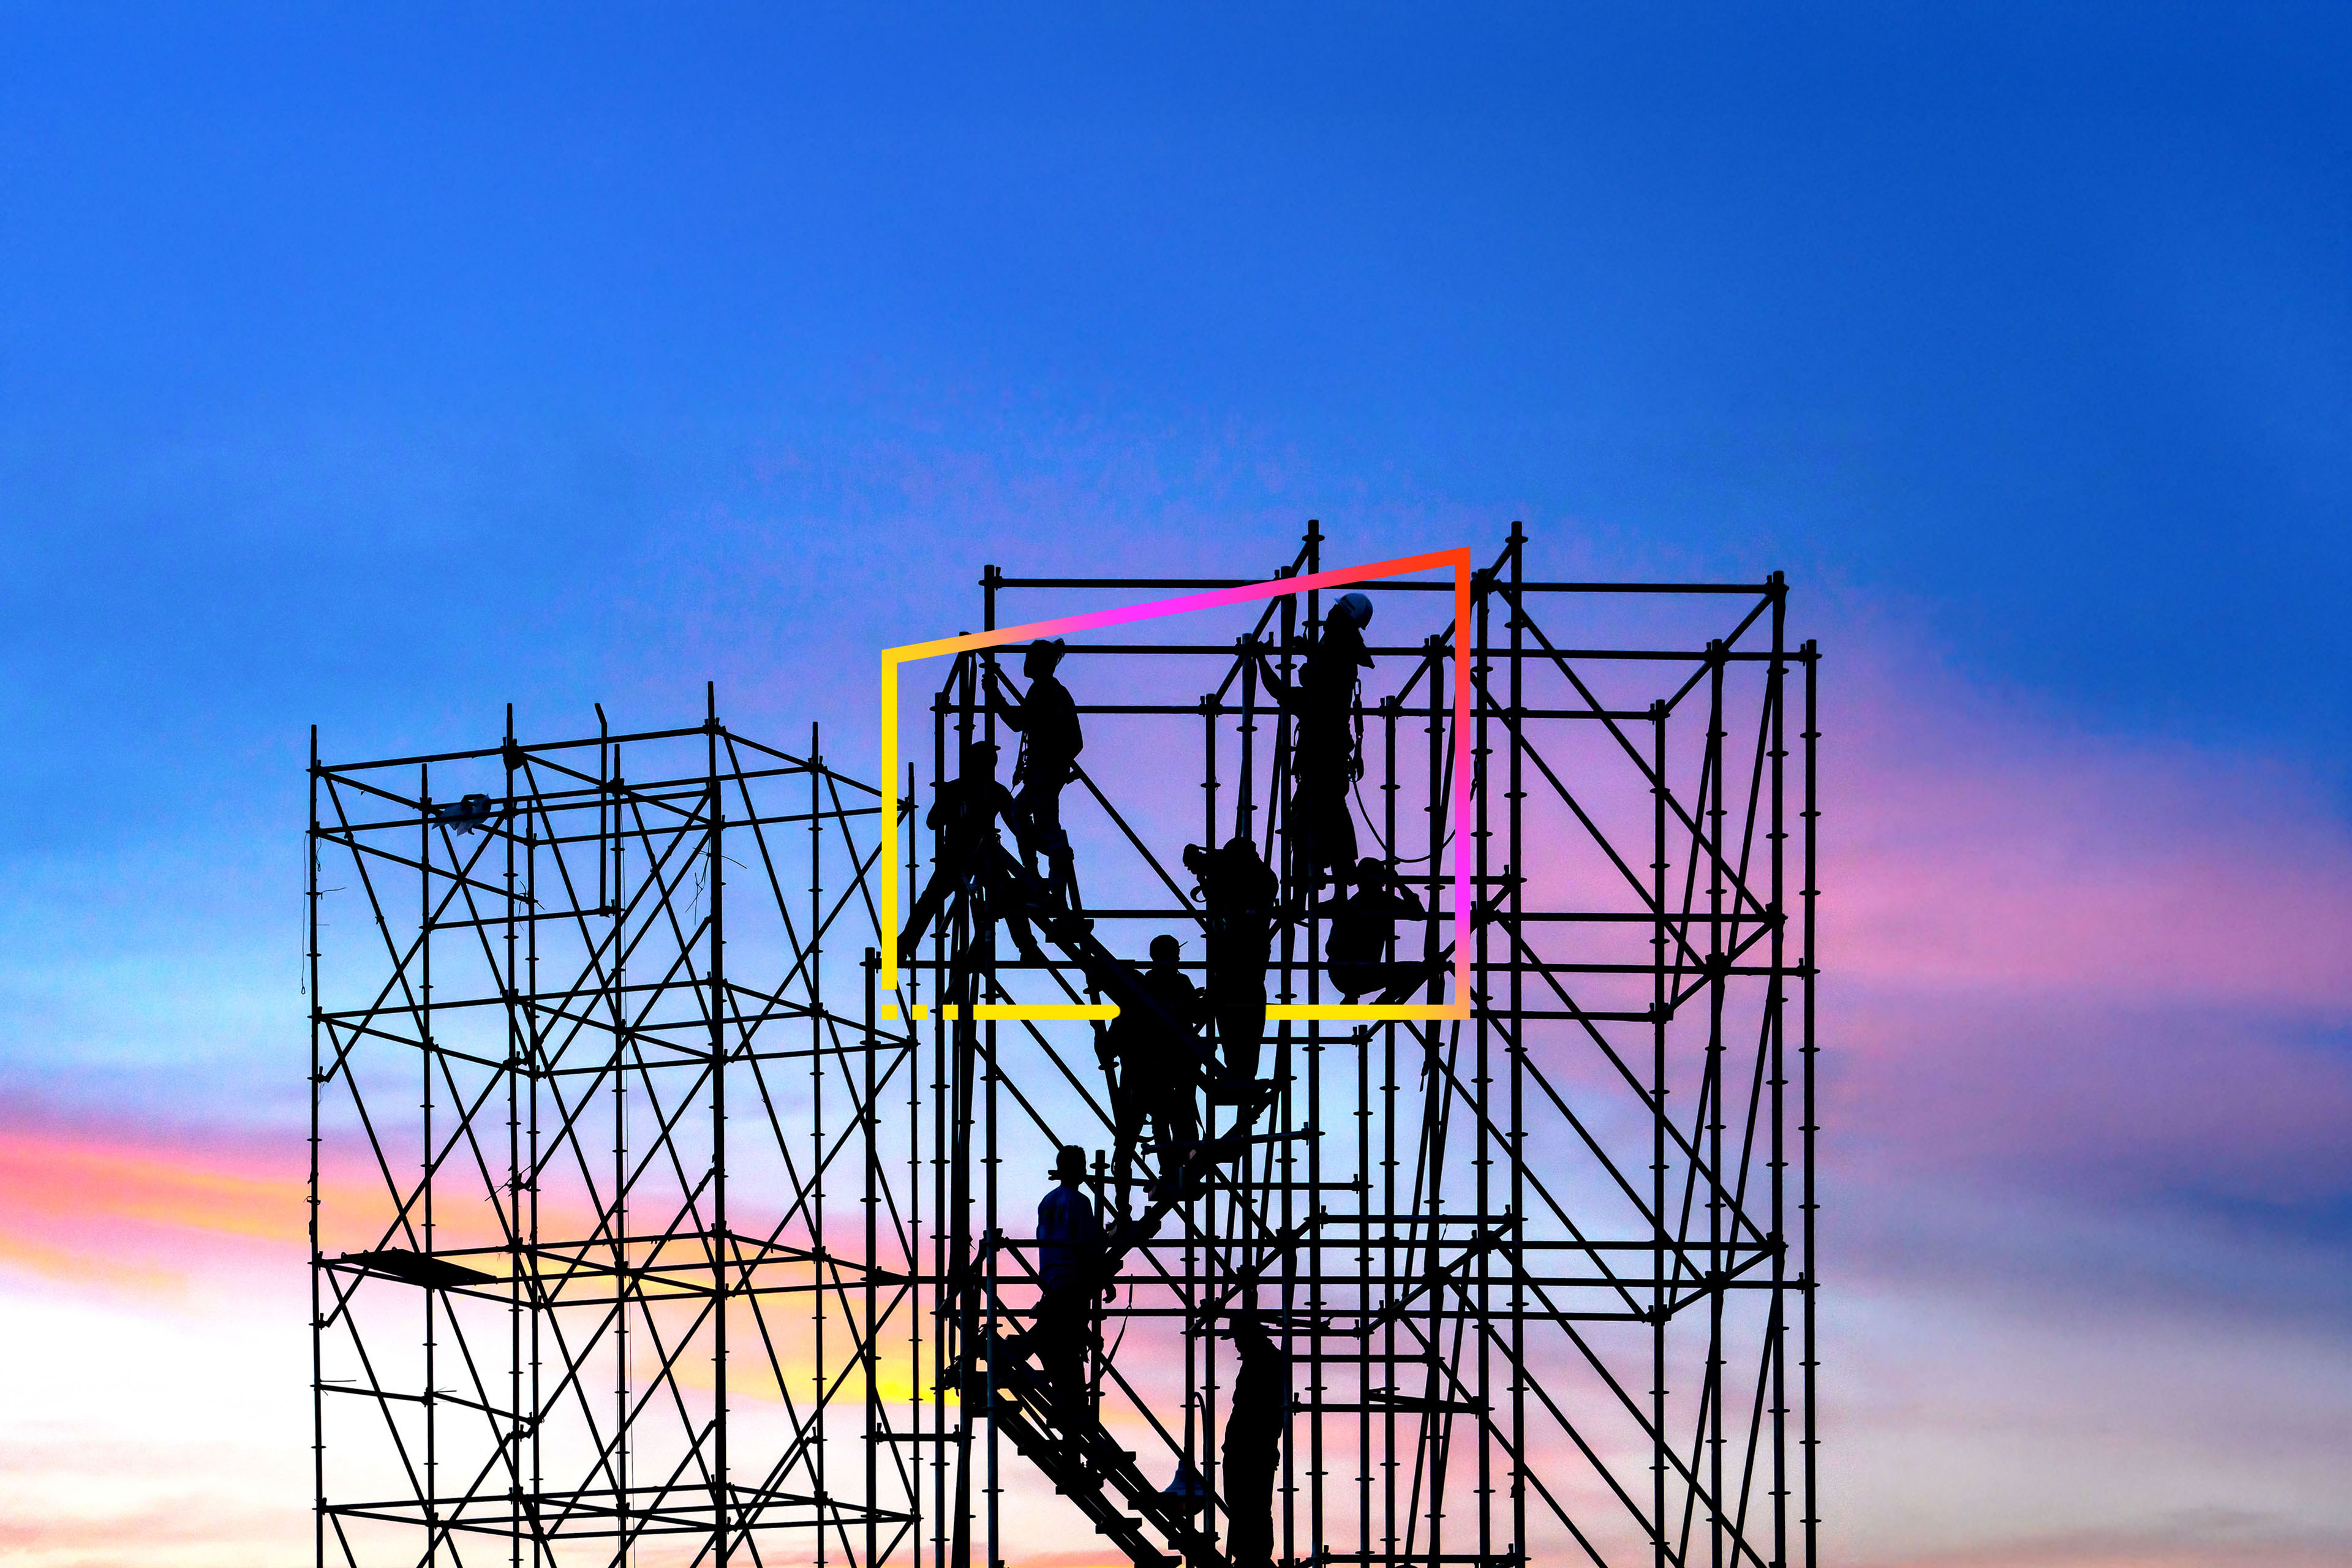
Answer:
[308, 526, 1819, 1568]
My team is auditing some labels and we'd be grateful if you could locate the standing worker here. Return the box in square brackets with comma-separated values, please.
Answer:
[1184, 835, 1280, 1085]
[1219, 1308, 1293, 1568]
[1256, 592, 1375, 902]
[1031, 1144, 1104, 1441]
[1096, 935, 1207, 1213]
[992, 638, 1084, 907]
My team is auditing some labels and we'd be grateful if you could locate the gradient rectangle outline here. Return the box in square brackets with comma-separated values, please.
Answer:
[879, 546, 1474, 1021]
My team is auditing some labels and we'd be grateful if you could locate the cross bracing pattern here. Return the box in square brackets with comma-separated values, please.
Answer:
[309, 528, 1819, 1568]
[308, 697, 919, 1567]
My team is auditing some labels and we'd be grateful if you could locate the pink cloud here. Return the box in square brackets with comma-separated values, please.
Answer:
[1827, 645, 2352, 1011]
[1833, 991, 2352, 1201]
[1817, 636, 2352, 1200]
[0, 1115, 342, 1295]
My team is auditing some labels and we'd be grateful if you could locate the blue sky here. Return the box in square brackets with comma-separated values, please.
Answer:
[7, 5, 2346, 783]
[0, 7, 2346, 1566]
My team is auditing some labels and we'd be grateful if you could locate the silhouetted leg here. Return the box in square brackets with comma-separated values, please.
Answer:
[1314, 787, 1357, 883]
[1021, 778, 1079, 906]
[1109, 1065, 1145, 1215]
[1155, 1080, 1199, 1159]
[1137, 1066, 1197, 1199]
[899, 858, 972, 962]
[1008, 782, 1065, 899]
[1280, 772, 1314, 902]
[1235, 936, 1272, 1078]
[1212, 965, 1268, 1082]
[1286, 771, 1355, 902]
[979, 858, 1048, 965]
[1221, 1414, 1279, 1568]
[1033, 1284, 1090, 1438]
[1014, 781, 1044, 876]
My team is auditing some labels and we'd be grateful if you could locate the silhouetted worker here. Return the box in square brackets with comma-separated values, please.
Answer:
[1098, 935, 1207, 1213]
[1219, 1309, 1292, 1568]
[1257, 592, 1374, 899]
[1324, 857, 1433, 1002]
[1185, 835, 1280, 1084]
[1031, 1144, 1104, 1439]
[898, 739, 1042, 965]
[992, 639, 1084, 906]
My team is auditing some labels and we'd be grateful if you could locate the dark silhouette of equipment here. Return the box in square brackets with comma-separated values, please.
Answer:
[1161, 1458, 1210, 1515]
[993, 639, 1085, 907]
[338, 1247, 496, 1290]
[1186, 836, 1280, 1084]
[427, 793, 499, 835]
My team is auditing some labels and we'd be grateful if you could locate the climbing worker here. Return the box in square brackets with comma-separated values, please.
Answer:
[1219, 1308, 1292, 1568]
[991, 638, 1085, 907]
[1031, 1144, 1105, 1439]
[897, 739, 1044, 966]
[1323, 856, 1436, 1002]
[1097, 935, 1207, 1213]
[1255, 591, 1375, 900]
[1183, 835, 1280, 1084]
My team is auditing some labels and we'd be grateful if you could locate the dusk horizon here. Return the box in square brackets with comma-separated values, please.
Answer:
[2, 7, 2346, 1567]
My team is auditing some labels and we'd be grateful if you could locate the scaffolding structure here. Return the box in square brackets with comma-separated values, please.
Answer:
[307, 695, 911, 1566]
[309, 526, 1818, 1568]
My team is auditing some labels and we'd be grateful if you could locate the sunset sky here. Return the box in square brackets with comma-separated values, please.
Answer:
[2, 7, 2347, 1567]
